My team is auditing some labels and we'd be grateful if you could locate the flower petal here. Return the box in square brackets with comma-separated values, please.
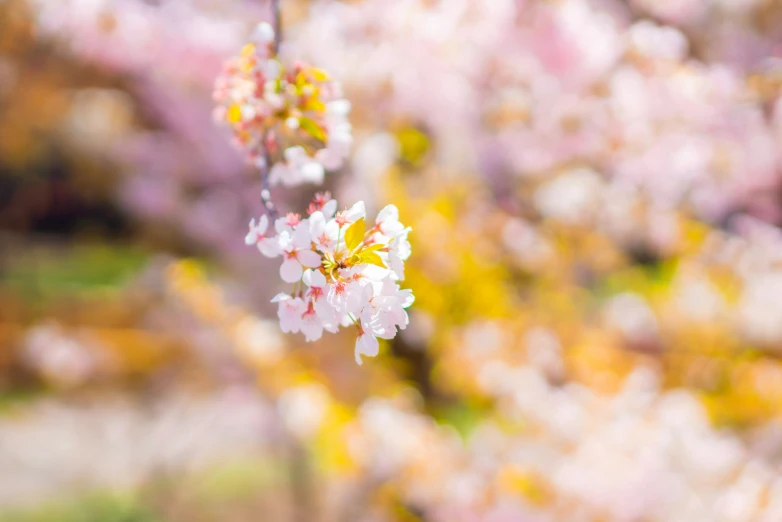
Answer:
[347, 201, 366, 221]
[293, 223, 312, 249]
[257, 214, 269, 234]
[322, 199, 337, 218]
[309, 211, 325, 238]
[354, 333, 379, 365]
[258, 237, 281, 258]
[271, 292, 291, 303]
[376, 205, 399, 225]
[298, 249, 322, 268]
[245, 218, 259, 246]
[300, 161, 325, 184]
[301, 315, 324, 342]
[280, 258, 303, 283]
[303, 268, 326, 288]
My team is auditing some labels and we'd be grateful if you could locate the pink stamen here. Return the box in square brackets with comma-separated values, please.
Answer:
[303, 302, 317, 318]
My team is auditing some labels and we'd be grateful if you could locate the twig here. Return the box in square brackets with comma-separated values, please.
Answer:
[272, 0, 282, 54]
[260, 147, 279, 220]
[258, 0, 282, 221]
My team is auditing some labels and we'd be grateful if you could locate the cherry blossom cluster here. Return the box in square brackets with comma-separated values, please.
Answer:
[213, 23, 352, 186]
[245, 193, 414, 364]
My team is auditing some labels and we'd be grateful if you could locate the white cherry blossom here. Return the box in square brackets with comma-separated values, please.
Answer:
[327, 269, 365, 316]
[309, 211, 340, 253]
[375, 204, 405, 237]
[279, 225, 321, 283]
[244, 215, 280, 257]
[269, 146, 326, 187]
[272, 293, 307, 334]
[386, 227, 412, 280]
[303, 269, 340, 327]
[355, 327, 380, 365]
[246, 195, 414, 364]
[335, 201, 366, 229]
[214, 23, 351, 187]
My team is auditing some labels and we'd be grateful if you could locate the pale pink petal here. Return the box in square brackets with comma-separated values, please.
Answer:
[309, 211, 326, 239]
[275, 217, 289, 235]
[271, 292, 291, 303]
[300, 161, 325, 184]
[347, 201, 366, 221]
[298, 249, 322, 268]
[303, 268, 326, 288]
[280, 258, 303, 283]
[322, 200, 337, 218]
[354, 333, 379, 365]
[301, 315, 324, 342]
[257, 214, 269, 234]
[293, 223, 312, 249]
[258, 237, 281, 258]
[245, 218, 258, 246]
[376, 205, 399, 225]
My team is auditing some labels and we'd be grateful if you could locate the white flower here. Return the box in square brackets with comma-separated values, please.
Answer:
[300, 304, 324, 342]
[387, 227, 412, 280]
[367, 204, 412, 279]
[335, 201, 366, 228]
[315, 100, 353, 170]
[355, 328, 379, 365]
[327, 269, 365, 316]
[309, 211, 340, 253]
[360, 276, 414, 339]
[251, 22, 275, 46]
[270, 146, 326, 186]
[303, 269, 339, 327]
[307, 192, 338, 218]
[375, 204, 406, 237]
[245, 215, 281, 257]
[214, 35, 351, 188]
[272, 293, 306, 334]
[279, 225, 321, 283]
[245, 198, 413, 365]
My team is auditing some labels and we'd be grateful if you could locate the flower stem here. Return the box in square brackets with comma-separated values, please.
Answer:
[257, 0, 282, 220]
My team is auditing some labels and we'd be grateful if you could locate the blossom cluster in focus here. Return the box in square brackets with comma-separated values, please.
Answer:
[213, 23, 352, 186]
[245, 193, 413, 364]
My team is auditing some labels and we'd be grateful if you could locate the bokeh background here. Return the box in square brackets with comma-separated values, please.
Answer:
[4, 0, 782, 520]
